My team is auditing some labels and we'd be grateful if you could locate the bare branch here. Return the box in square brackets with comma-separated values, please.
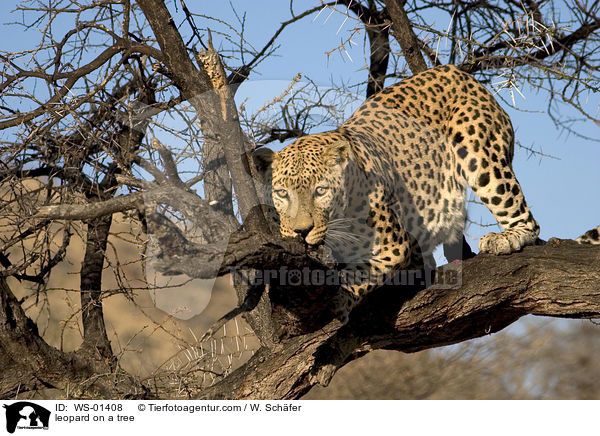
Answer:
[461, 17, 600, 73]
[384, 0, 428, 74]
[34, 192, 144, 221]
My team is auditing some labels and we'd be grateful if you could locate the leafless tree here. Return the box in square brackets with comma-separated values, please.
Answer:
[1, 0, 599, 399]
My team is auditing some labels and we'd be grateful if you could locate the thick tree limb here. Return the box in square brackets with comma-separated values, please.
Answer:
[35, 193, 145, 221]
[384, 0, 428, 74]
[135, 0, 211, 98]
[196, 240, 600, 399]
[136, 0, 233, 224]
[195, 36, 268, 231]
[365, 23, 391, 97]
[34, 182, 238, 244]
[138, 0, 270, 232]
[0, 276, 152, 398]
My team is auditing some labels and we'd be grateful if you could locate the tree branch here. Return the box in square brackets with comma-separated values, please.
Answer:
[138, 0, 269, 232]
[0, 275, 152, 398]
[384, 0, 428, 74]
[135, 0, 211, 98]
[460, 15, 600, 73]
[196, 240, 600, 399]
[340, 0, 391, 97]
[34, 192, 145, 221]
[230, 2, 339, 83]
[80, 215, 114, 363]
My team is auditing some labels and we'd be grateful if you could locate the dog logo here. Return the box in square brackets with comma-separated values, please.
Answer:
[3, 402, 50, 433]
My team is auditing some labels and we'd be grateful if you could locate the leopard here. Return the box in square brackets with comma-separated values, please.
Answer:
[253, 64, 542, 323]
[576, 226, 600, 244]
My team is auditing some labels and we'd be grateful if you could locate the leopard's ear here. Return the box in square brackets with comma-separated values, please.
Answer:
[252, 147, 279, 178]
[324, 139, 352, 166]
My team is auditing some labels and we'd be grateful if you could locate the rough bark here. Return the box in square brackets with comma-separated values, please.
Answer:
[366, 24, 391, 97]
[80, 215, 114, 363]
[135, 0, 211, 98]
[195, 239, 600, 399]
[384, 0, 428, 74]
[0, 276, 152, 398]
[3, 217, 598, 399]
[136, 0, 268, 232]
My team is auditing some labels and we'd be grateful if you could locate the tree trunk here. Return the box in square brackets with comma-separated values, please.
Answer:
[80, 215, 114, 363]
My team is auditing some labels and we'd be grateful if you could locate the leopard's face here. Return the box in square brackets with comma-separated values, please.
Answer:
[270, 162, 345, 245]
[253, 133, 351, 246]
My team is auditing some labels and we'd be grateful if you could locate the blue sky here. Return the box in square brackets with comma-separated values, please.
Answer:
[2, 0, 599, 247]
[184, 0, 600, 244]
[204, 1, 599, 253]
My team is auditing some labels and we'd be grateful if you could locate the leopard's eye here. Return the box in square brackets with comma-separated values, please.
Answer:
[274, 189, 289, 198]
[314, 186, 329, 196]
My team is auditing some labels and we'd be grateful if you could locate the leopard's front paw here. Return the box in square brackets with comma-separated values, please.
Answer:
[478, 231, 521, 255]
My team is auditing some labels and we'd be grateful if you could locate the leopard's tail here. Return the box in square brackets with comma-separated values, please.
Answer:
[576, 226, 600, 244]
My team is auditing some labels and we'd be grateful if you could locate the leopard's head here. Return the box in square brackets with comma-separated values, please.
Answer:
[253, 132, 352, 246]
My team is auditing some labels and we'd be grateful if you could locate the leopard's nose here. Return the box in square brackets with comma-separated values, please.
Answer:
[294, 225, 314, 240]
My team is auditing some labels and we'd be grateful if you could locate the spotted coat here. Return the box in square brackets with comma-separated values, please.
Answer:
[576, 226, 600, 244]
[254, 64, 541, 322]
